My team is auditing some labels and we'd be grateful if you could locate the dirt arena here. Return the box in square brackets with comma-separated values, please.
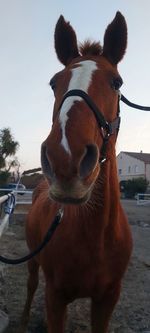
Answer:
[0, 199, 150, 333]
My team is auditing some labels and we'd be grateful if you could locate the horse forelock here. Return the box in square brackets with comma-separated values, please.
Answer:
[79, 40, 102, 56]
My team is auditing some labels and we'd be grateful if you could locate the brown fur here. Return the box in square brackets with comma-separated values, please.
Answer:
[18, 12, 132, 333]
[79, 40, 102, 56]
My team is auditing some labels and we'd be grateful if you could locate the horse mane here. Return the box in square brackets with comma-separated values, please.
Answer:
[79, 40, 102, 56]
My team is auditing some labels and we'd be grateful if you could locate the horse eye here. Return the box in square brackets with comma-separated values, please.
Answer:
[49, 78, 56, 91]
[111, 77, 123, 91]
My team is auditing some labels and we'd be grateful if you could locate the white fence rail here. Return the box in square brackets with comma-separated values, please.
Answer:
[0, 189, 33, 238]
[0, 193, 11, 205]
[0, 188, 33, 204]
[137, 193, 150, 206]
[0, 192, 15, 238]
[0, 214, 10, 238]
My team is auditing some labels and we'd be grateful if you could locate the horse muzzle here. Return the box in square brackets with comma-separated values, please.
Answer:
[41, 140, 100, 205]
[48, 180, 92, 205]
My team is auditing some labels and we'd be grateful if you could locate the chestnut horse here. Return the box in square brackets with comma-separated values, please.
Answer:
[19, 12, 132, 333]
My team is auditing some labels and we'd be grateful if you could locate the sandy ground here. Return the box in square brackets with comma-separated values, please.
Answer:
[0, 199, 150, 333]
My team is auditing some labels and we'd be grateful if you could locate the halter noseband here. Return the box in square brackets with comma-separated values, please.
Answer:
[59, 89, 120, 163]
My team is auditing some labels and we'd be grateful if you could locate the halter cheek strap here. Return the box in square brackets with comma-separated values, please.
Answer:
[59, 89, 120, 163]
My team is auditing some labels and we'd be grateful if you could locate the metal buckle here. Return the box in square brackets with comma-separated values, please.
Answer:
[100, 157, 107, 163]
[57, 207, 64, 219]
[105, 122, 112, 135]
[101, 124, 112, 138]
[117, 90, 121, 100]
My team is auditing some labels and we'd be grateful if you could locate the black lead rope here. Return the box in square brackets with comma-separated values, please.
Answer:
[121, 94, 150, 111]
[0, 208, 63, 265]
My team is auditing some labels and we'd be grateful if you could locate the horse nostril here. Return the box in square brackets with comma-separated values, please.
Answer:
[79, 144, 99, 179]
[41, 142, 53, 179]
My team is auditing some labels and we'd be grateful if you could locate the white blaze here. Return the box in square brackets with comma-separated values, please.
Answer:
[59, 60, 97, 154]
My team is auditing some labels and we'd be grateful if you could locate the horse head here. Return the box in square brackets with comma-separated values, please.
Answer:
[41, 12, 127, 204]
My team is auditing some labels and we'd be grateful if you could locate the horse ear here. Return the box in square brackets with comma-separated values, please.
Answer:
[102, 11, 127, 65]
[54, 16, 79, 66]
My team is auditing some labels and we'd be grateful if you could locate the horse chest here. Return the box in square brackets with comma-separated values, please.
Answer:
[43, 232, 110, 298]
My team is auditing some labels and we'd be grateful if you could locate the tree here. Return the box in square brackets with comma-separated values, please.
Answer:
[0, 128, 19, 185]
[120, 177, 149, 199]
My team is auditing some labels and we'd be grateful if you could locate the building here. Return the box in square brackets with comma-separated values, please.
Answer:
[117, 151, 150, 183]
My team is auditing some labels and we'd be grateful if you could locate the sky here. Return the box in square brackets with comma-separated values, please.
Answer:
[0, 0, 150, 172]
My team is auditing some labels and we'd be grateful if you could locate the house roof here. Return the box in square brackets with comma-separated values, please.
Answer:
[122, 152, 150, 163]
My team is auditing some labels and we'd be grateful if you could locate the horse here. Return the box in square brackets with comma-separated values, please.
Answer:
[19, 11, 132, 333]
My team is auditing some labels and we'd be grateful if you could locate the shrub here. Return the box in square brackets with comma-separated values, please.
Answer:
[120, 177, 149, 199]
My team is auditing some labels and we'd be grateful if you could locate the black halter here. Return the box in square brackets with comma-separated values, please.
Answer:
[59, 89, 120, 163]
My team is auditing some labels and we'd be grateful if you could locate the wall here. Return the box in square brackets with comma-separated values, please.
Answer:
[146, 164, 150, 183]
[117, 152, 145, 181]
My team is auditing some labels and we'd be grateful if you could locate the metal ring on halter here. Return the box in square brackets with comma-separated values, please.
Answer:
[117, 90, 122, 100]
